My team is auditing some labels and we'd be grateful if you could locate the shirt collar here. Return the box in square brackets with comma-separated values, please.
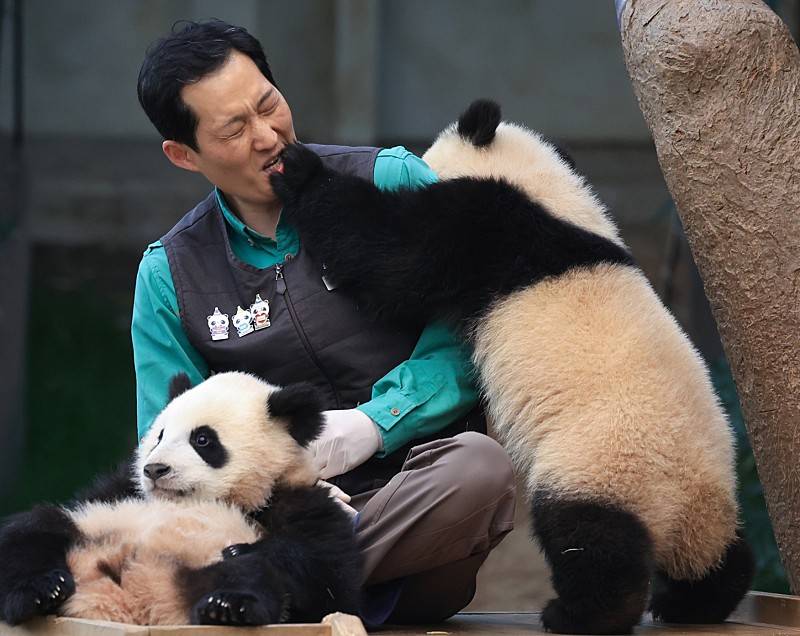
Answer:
[215, 187, 278, 246]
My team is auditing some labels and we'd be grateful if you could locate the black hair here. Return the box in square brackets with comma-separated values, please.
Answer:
[137, 19, 277, 150]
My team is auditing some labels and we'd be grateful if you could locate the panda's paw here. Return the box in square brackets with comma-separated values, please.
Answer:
[541, 598, 635, 635]
[221, 542, 256, 560]
[2, 569, 75, 625]
[192, 589, 287, 626]
[541, 598, 576, 633]
[269, 143, 325, 203]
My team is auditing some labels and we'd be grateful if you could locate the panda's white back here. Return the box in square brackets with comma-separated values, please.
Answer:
[422, 115, 739, 582]
[472, 262, 737, 580]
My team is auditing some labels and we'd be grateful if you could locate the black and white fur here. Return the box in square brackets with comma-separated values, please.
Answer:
[269, 101, 754, 634]
[0, 372, 361, 627]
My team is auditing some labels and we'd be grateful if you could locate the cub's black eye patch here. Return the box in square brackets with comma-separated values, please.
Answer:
[190, 425, 228, 468]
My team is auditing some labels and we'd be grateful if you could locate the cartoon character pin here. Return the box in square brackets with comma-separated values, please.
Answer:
[207, 307, 229, 341]
[232, 305, 254, 338]
[250, 294, 271, 330]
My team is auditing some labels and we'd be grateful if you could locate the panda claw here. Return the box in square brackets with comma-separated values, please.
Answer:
[3, 569, 75, 624]
[193, 590, 273, 626]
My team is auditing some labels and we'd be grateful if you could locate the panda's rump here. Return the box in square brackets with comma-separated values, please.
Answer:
[474, 263, 738, 579]
[63, 498, 261, 624]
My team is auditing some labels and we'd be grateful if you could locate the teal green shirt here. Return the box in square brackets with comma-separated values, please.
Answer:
[132, 146, 479, 453]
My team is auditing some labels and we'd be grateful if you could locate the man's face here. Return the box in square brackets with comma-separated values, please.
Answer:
[174, 51, 296, 213]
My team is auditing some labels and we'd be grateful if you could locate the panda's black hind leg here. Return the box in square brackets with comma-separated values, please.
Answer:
[650, 532, 754, 624]
[0, 505, 80, 625]
[531, 491, 653, 635]
[180, 552, 289, 626]
[191, 588, 287, 626]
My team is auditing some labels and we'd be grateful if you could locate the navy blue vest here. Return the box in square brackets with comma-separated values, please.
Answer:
[162, 144, 484, 493]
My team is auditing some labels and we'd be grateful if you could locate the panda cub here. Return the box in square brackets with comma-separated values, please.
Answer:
[0, 372, 361, 627]
[269, 101, 754, 635]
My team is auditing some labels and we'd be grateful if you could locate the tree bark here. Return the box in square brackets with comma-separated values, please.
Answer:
[620, 0, 800, 591]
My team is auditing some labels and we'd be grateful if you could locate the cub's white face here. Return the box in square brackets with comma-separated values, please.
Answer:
[135, 372, 314, 511]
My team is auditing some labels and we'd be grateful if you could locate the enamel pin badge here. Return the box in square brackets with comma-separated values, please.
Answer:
[250, 294, 271, 330]
[232, 305, 254, 338]
[207, 307, 229, 341]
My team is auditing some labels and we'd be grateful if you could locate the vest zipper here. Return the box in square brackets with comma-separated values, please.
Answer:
[275, 263, 342, 408]
[275, 264, 286, 294]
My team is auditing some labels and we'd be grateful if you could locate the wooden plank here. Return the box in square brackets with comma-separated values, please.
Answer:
[322, 613, 368, 636]
[0, 617, 349, 636]
[731, 591, 800, 628]
[381, 607, 800, 635]
[0, 617, 149, 636]
[149, 624, 330, 635]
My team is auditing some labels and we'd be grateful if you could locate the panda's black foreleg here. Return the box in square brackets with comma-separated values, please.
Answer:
[0, 505, 80, 625]
[650, 531, 754, 624]
[531, 491, 653, 635]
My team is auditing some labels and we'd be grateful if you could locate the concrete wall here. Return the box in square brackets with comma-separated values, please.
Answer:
[1, 0, 650, 145]
[377, 0, 650, 142]
[0, 0, 337, 141]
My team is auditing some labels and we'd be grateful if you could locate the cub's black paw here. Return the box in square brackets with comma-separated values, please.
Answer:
[270, 143, 324, 203]
[541, 597, 635, 635]
[192, 589, 289, 626]
[221, 542, 257, 560]
[2, 569, 75, 625]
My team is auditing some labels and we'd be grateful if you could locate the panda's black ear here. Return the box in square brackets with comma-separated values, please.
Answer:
[168, 372, 192, 403]
[267, 382, 324, 448]
[457, 99, 502, 147]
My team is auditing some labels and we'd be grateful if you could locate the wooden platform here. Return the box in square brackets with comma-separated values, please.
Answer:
[381, 593, 800, 635]
[3, 593, 800, 635]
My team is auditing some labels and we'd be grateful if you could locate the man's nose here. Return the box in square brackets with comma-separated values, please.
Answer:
[252, 117, 279, 151]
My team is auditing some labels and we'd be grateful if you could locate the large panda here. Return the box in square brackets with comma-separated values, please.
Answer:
[0, 372, 361, 627]
[268, 100, 754, 635]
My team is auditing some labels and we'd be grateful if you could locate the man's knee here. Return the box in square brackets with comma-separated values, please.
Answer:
[448, 431, 516, 502]
[415, 431, 516, 532]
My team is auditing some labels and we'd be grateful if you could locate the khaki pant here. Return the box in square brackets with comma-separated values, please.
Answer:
[352, 432, 516, 624]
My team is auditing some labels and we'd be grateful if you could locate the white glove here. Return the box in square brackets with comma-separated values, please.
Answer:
[310, 409, 383, 479]
[317, 480, 357, 518]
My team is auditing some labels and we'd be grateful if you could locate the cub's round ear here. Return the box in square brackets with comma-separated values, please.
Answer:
[457, 99, 502, 147]
[266, 382, 324, 448]
[168, 372, 192, 403]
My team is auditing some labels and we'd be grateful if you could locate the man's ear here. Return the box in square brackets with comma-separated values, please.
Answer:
[162, 140, 201, 173]
[267, 383, 324, 448]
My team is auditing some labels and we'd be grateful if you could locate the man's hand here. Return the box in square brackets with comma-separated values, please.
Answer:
[310, 409, 383, 479]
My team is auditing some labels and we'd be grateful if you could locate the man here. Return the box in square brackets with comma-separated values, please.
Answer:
[133, 19, 515, 624]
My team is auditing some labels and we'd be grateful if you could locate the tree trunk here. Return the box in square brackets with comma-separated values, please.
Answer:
[620, 0, 800, 591]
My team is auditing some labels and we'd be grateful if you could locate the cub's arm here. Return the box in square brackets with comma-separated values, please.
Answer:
[179, 485, 362, 626]
[251, 484, 363, 621]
